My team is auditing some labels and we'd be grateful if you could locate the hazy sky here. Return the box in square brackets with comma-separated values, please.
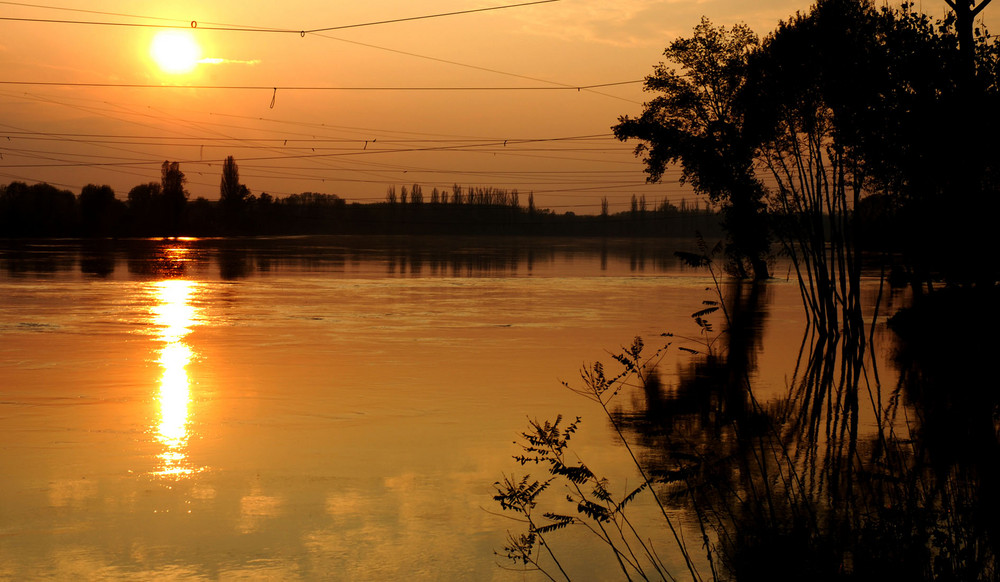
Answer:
[0, 0, 989, 212]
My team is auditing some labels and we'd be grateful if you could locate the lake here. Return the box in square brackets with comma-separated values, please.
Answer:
[0, 236, 906, 580]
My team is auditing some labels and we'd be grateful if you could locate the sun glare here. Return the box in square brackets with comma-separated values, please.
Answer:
[150, 30, 202, 75]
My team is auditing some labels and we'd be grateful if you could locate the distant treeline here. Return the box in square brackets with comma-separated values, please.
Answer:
[0, 164, 722, 239]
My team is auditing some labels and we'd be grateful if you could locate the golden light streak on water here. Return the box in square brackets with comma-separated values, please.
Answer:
[150, 278, 199, 477]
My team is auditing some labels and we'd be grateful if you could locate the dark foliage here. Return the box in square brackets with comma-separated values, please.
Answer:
[0, 179, 723, 239]
[614, 18, 771, 280]
[0, 181, 76, 237]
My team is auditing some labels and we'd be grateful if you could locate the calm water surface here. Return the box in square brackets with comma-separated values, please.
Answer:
[0, 237, 896, 580]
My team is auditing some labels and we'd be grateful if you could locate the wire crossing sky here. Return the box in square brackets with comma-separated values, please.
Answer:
[0, 0, 562, 33]
[1, 0, 995, 211]
[0, 80, 641, 90]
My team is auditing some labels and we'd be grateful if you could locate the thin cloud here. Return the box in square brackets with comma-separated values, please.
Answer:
[514, 0, 814, 47]
[516, 0, 676, 47]
[198, 58, 261, 65]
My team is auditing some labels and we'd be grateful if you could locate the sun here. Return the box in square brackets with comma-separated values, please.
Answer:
[150, 30, 202, 75]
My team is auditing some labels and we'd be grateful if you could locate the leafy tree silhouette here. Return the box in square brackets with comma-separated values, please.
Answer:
[160, 161, 187, 237]
[79, 184, 123, 237]
[219, 156, 249, 232]
[614, 18, 770, 280]
[0, 181, 75, 236]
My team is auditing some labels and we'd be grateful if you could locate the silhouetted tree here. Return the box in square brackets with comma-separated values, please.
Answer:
[127, 182, 160, 208]
[615, 18, 770, 279]
[0, 181, 76, 236]
[219, 156, 248, 230]
[937, 0, 998, 286]
[219, 156, 240, 205]
[187, 196, 215, 235]
[79, 184, 123, 236]
[945, 0, 993, 80]
[127, 182, 161, 235]
[744, 0, 998, 289]
[160, 161, 188, 236]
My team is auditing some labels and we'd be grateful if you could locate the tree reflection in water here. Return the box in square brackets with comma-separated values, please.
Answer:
[498, 281, 999, 580]
[611, 282, 999, 580]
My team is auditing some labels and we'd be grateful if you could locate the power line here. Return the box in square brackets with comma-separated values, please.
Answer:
[306, 0, 560, 34]
[0, 80, 641, 91]
[0, 3, 659, 205]
[0, 145, 635, 168]
[0, 81, 657, 200]
[0, 0, 560, 34]
[1, 144, 644, 176]
[0, 1, 191, 24]
[204, 111, 537, 142]
[0, 115, 641, 168]
[1, 2, 639, 105]
[0, 89, 641, 178]
[0, 92, 642, 174]
[0, 129, 614, 143]
[308, 32, 641, 105]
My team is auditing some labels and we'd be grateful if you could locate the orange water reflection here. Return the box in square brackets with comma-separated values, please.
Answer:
[150, 279, 199, 477]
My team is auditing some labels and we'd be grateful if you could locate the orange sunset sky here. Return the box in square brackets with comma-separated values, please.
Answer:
[0, 0, 992, 212]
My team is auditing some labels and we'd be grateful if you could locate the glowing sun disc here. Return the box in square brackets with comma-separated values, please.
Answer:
[151, 30, 201, 74]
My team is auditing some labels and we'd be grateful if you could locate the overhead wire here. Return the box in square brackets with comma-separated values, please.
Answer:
[0, 72, 656, 209]
[306, 32, 641, 104]
[0, 1, 666, 210]
[1, 2, 640, 106]
[0, 130, 614, 144]
[0, 83, 683, 201]
[0, 80, 642, 91]
[1, 137, 649, 181]
[0, 139, 682, 198]
[0, 90, 655, 196]
[1, 0, 641, 106]
[0, 93, 618, 154]
[0, 142, 638, 167]
[0, 94, 626, 155]
[0, 1, 193, 24]
[0, 140, 640, 168]
[0, 112, 634, 179]
[0, 0, 561, 33]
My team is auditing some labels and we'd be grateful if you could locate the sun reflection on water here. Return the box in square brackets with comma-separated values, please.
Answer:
[151, 279, 200, 477]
